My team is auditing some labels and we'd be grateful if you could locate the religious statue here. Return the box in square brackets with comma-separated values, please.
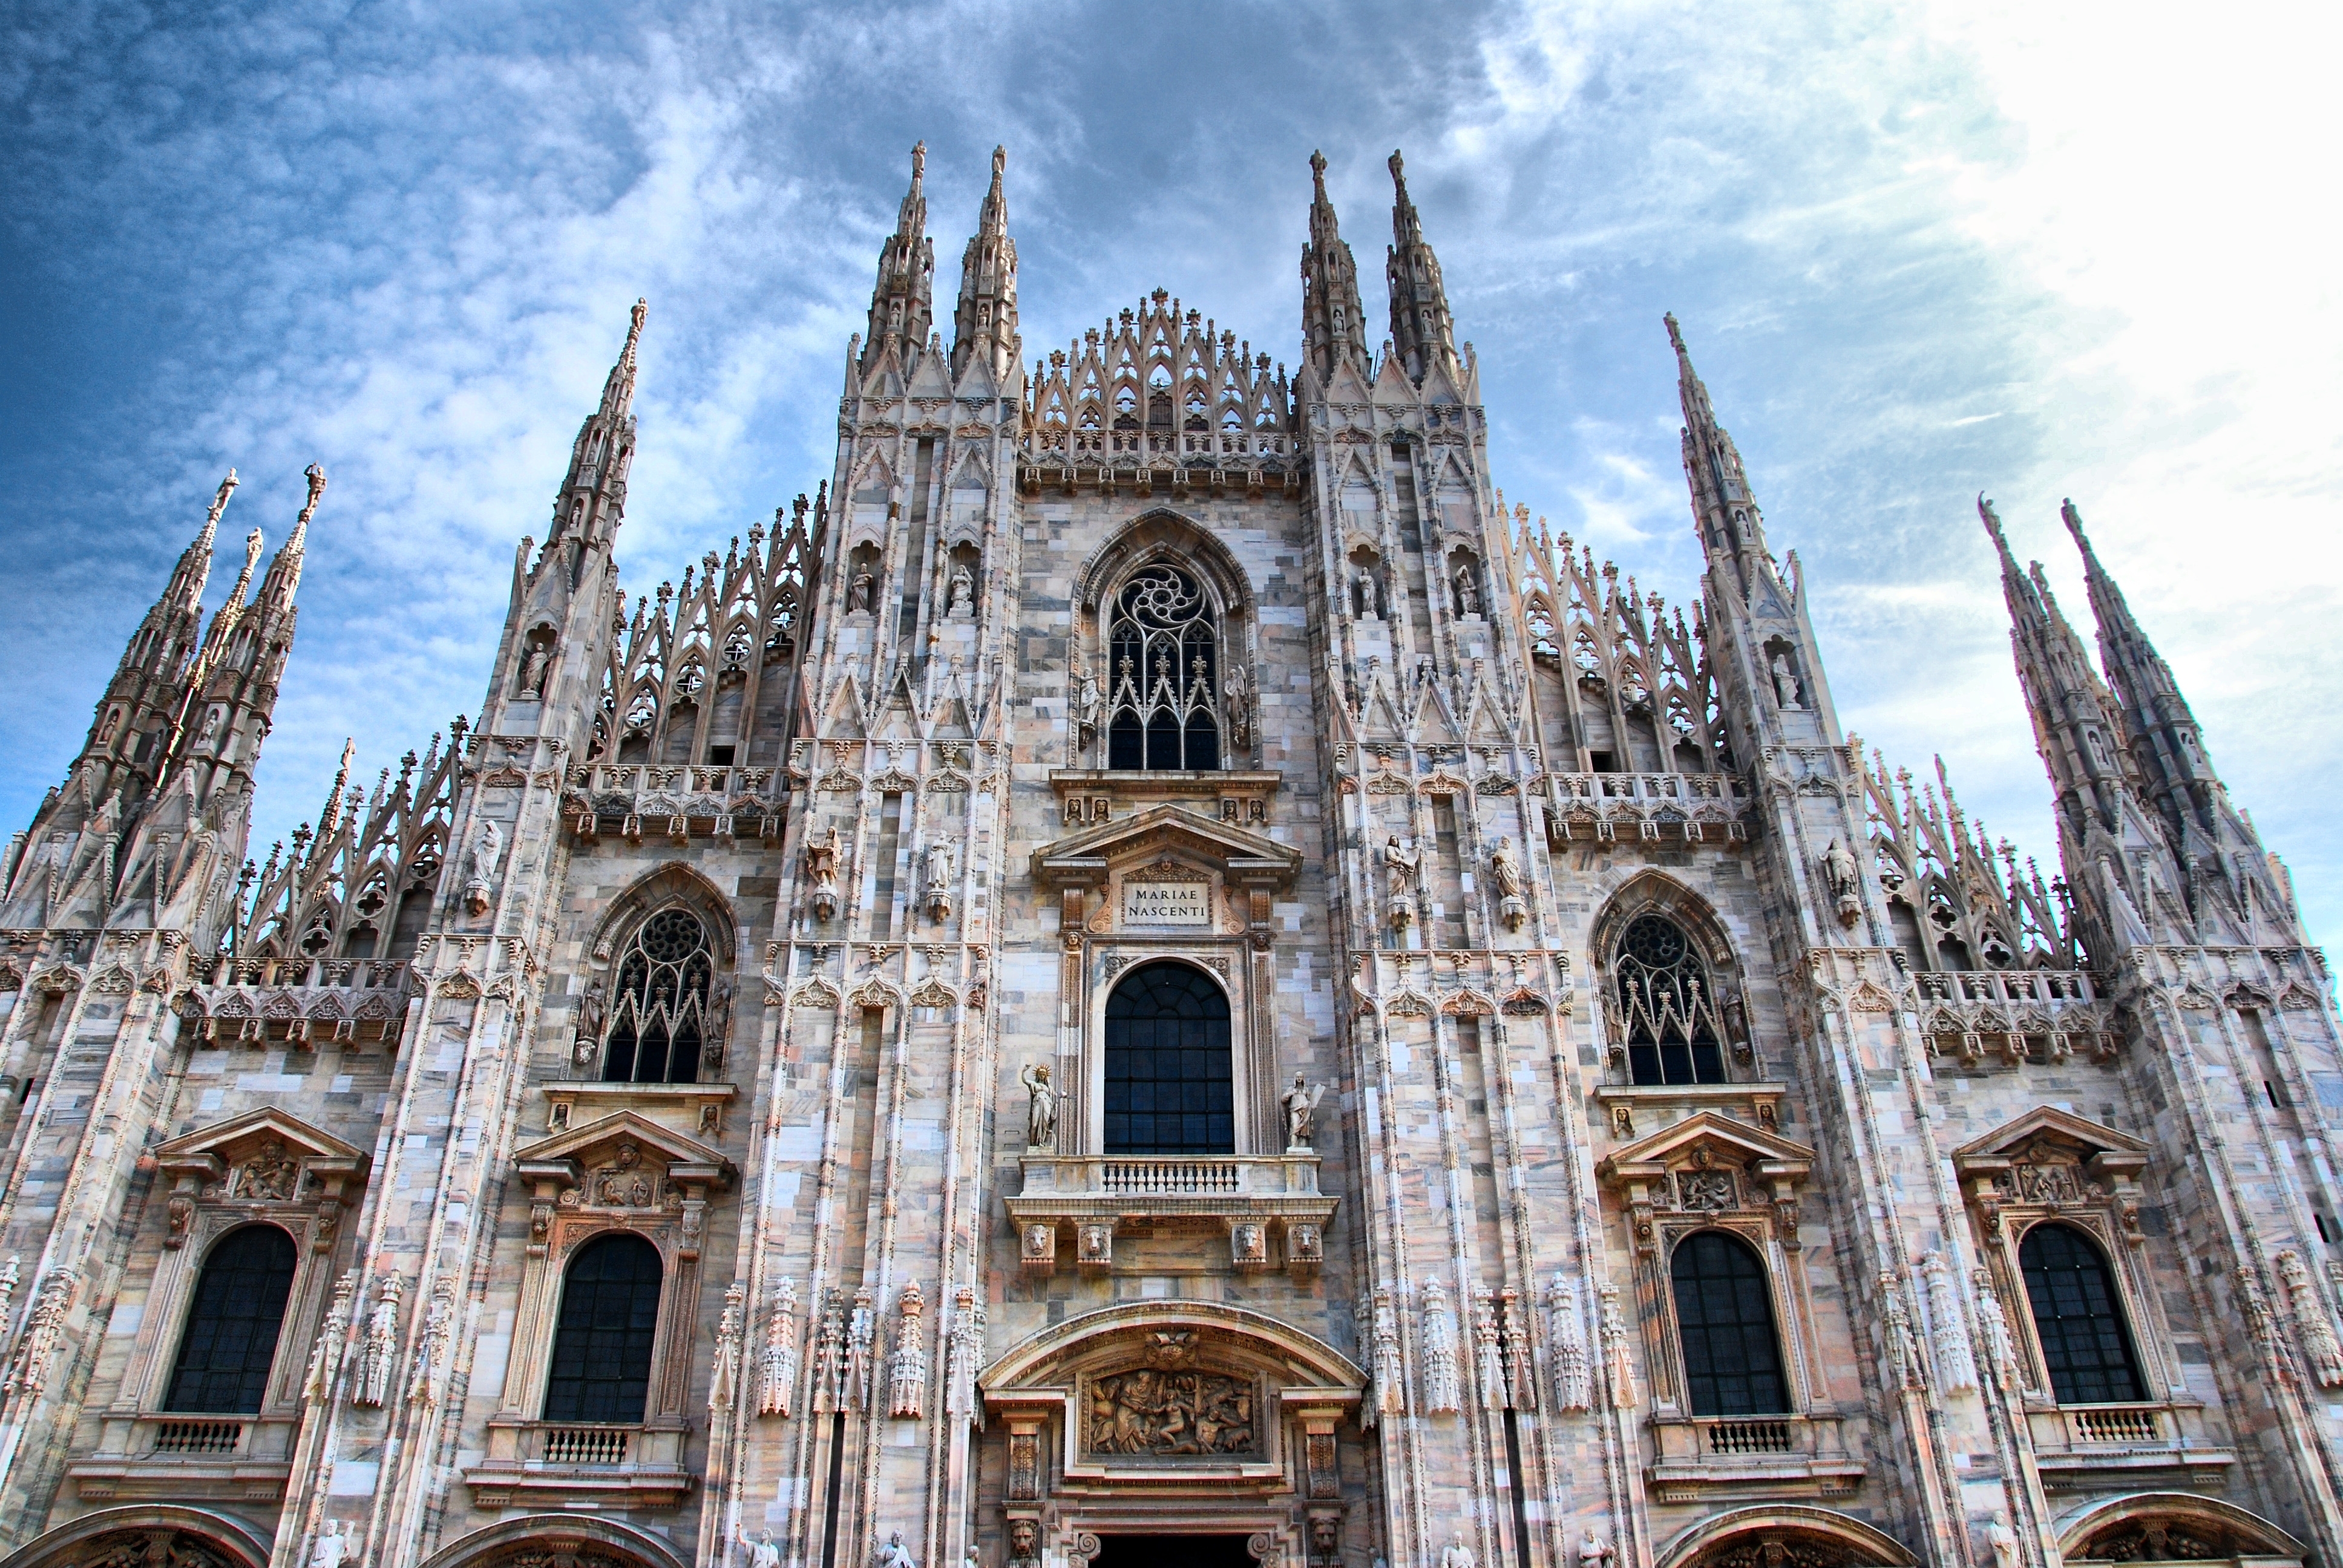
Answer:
[307, 1521, 347, 1568]
[1222, 662, 1253, 750]
[1073, 667, 1103, 753]
[1985, 1517, 2019, 1568]
[1576, 1532, 1614, 1568]
[1453, 563, 1482, 617]
[463, 815, 502, 915]
[1282, 1073, 1327, 1151]
[1383, 836, 1419, 927]
[1489, 836, 1522, 898]
[517, 641, 549, 697]
[850, 571, 876, 614]
[1020, 1061, 1057, 1150]
[921, 838, 953, 921]
[1820, 837, 1861, 926]
[874, 1532, 916, 1568]
[572, 978, 605, 1066]
[1355, 567, 1382, 619]
[1770, 651, 1803, 710]
[948, 563, 975, 618]
[1441, 1534, 1475, 1568]
[806, 824, 842, 921]
[748, 1535, 783, 1568]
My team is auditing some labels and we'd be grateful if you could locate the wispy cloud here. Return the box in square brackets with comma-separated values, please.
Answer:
[2, 0, 2336, 949]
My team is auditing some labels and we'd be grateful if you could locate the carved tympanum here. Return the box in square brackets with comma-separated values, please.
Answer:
[1686, 1532, 1863, 1568]
[57, 1531, 247, 1568]
[2073, 1521, 2238, 1563]
[1083, 1367, 1257, 1457]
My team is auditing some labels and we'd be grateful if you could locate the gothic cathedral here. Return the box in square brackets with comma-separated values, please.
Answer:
[2, 143, 2338, 1568]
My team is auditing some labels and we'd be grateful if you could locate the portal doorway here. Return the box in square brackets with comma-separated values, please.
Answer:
[1089, 1537, 1254, 1568]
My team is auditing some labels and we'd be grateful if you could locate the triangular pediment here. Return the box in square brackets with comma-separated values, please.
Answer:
[1031, 803, 1300, 890]
[156, 1106, 365, 1166]
[1952, 1106, 2148, 1172]
[1598, 1109, 1816, 1186]
[513, 1109, 733, 1178]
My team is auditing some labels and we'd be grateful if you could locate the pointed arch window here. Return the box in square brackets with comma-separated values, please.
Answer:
[1670, 1230, 1789, 1416]
[2020, 1222, 2145, 1404]
[1615, 913, 1728, 1085]
[542, 1232, 664, 1423]
[165, 1224, 298, 1414]
[1106, 565, 1221, 771]
[603, 909, 712, 1084]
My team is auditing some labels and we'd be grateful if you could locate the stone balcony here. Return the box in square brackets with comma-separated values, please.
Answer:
[1539, 771, 1756, 848]
[180, 955, 414, 1047]
[1643, 1411, 1864, 1502]
[2024, 1400, 2233, 1489]
[1007, 1154, 1339, 1279]
[465, 1419, 694, 1509]
[70, 1413, 297, 1503]
[560, 762, 784, 844]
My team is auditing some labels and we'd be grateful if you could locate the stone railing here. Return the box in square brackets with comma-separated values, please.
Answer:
[182, 958, 413, 1047]
[2025, 1400, 2232, 1488]
[563, 763, 784, 844]
[1541, 771, 1755, 846]
[1008, 1154, 1338, 1280]
[466, 1419, 692, 1508]
[1644, 1411, 1861, 1503]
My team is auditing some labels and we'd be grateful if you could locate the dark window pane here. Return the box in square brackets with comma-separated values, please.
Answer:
[1617, 914, 1729, 1085]
[166, 1224, 298, 1414]
[1670, 1231, 1789, 1416]
[1104, 962, 1234, 1155]
[543, 1232, 664, 1423]
[2020, 1223, 2145, 1404]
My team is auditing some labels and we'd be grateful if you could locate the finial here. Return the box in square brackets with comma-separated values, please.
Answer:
[992, 144, 1006, 182]
[1388, 148, 1407, 193]
[1309, 149, 1328, 195]
[1663, 312, 1686, 356]
[911, 141, 927, 183]
[629, 296, 648, 345]
[243, 528, 265, 572]
[206, 469, 239, 529]
[2059, 496, 2095, 555]
[299, 463, 328, 526]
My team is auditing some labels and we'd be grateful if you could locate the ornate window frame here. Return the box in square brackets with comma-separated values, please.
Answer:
[572, 867, 740, 1089]
[1598, 1112, 1861, 1500]
[465, 1109, 736, 1509]
[70, 1109, 365, 1502]
[1070, 511, 1257, 772]
[1589, 877, 1756, 1088]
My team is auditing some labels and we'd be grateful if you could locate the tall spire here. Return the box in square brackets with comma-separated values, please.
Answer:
[1300, 151, 1372, 381]
[865, 142, 936, 368]
[599, 296, 647, 419]
[257, 462, 327, 616]
[1384, 149, 1455, 382]
[2062, 498, 2245, 862]
[551, 301, 647, 549]
[1666, 314, 1772, 598]
[950, 145, 1020, 382]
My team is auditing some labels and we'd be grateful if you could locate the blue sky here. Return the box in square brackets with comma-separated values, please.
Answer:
[5, 1, 2338, 952]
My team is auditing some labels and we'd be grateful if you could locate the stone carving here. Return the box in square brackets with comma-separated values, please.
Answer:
[1282, 1073, 1327, 1151]
[1073, 666, 1103, 756]
[1972, 1269, 2017, 1392]
[303, 1270, 357, 1402]
[74, 1532, 241, 1568]
[1419, 1279, 1462, 1414]
[1489, 835, 1527, 930]
[1453, 562, 1481, 617]
[0, 1259, 18, 1347]
[230, 1136, 301, 1200]
[888, 1281, 927, 1418]
[1499, 1290, 1533, 1408]
[1577, 1535, 1614, 1568]
[1879, 1274, 1925, 1391]
[1084, 1367, 1257, 1455]
[309, 1520, 348, 1568]
[1441, 1534, 1474, 1568]
[849, 571, 876, 614]
[1771, 651, 1803, 710]
[921, 839, 954, 923]
[517, 639, 550, 697]
[806, 824, 842, 922]
[845, 1286, 876, 1410]
[572, 978, 605, 1067]
[1372, 1287, 1404, 1417]
[944, 1283, 983, 1423]
[2277, 1249, 2343, 1387]
[948, 563, 976, 617]
[352, 1273, 404, 1407]
[2076, 1519, 2238, 1562]
[1009, 1521, 1040, 1568]
[760, 1276, 800, 1417]
[1598, 1280, 1636, 1409]
[463, 815, 502, 914]
[4, 1266, 76, 1394]
[710, 1280, 747, 1413]
[811, 1292, 846, 1414]
[1820, 838, 1861, 927]
[874, 1533, 916, 1568]
[408, 1277, 454, 1406]
[1223, 662, 1253, 751]
[1545, 1274, 1591, 1412]
[1918, 1252, 1979, 1393]
[1985, 1518, 2018, 1568]
[1020, 1060, 1058, 1149]
[1383, 835, 1418, 929]
[1472, 1290, 1507, 1408]
[748, 1534, 784, 1568]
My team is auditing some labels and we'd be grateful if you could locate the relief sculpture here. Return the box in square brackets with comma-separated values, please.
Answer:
[1084, 1368, 1257, 1457]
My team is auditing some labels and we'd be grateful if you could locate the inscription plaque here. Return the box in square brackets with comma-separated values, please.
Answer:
[1119, 881, 1210, 927]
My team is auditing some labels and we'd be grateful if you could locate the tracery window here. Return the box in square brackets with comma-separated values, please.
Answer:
[164, 1224, 298, 1414]
[542, 1232, 664, 1423]
[1106, 565, 1221, 771]
[1103, 962, 1234, 1155]
[1670, 1230, 1789, 1416]
[2020, 1222, 2145, 1404]
[1616, 913, 1728, 1085]
[603, 909, 712, 1084]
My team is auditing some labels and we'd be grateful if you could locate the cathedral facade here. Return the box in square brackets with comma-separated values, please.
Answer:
[2, 142, 2339, 1568]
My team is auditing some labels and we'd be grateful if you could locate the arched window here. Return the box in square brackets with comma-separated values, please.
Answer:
[1103, 961, 1233, 1155]
[1615, 913, 1728, 1085]
[543, 1232, 664, 1423]
[165, 1224, 297, 1414]
[1670, 1230, 1789, 1416]
[603, 909, 712, 1084]
[1106, 566, 1221, 771]
[2020, 1223, 2145, 1404]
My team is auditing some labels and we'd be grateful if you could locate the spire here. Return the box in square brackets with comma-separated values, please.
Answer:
[2062, 497, 2244, 860]
[1666, 315, 1772, 595]
[1300, 151, 1372, 381]
[950, 145, 1020, 381]
[1384, 149, 1455, 382]
[257, 462, 326, 616]
[864, 142, 936, 368]
[551, 301, 647, 549]
[600, 296, 647, 419]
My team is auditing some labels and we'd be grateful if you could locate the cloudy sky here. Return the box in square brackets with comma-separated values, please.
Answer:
[5, 1, 2338, 951]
